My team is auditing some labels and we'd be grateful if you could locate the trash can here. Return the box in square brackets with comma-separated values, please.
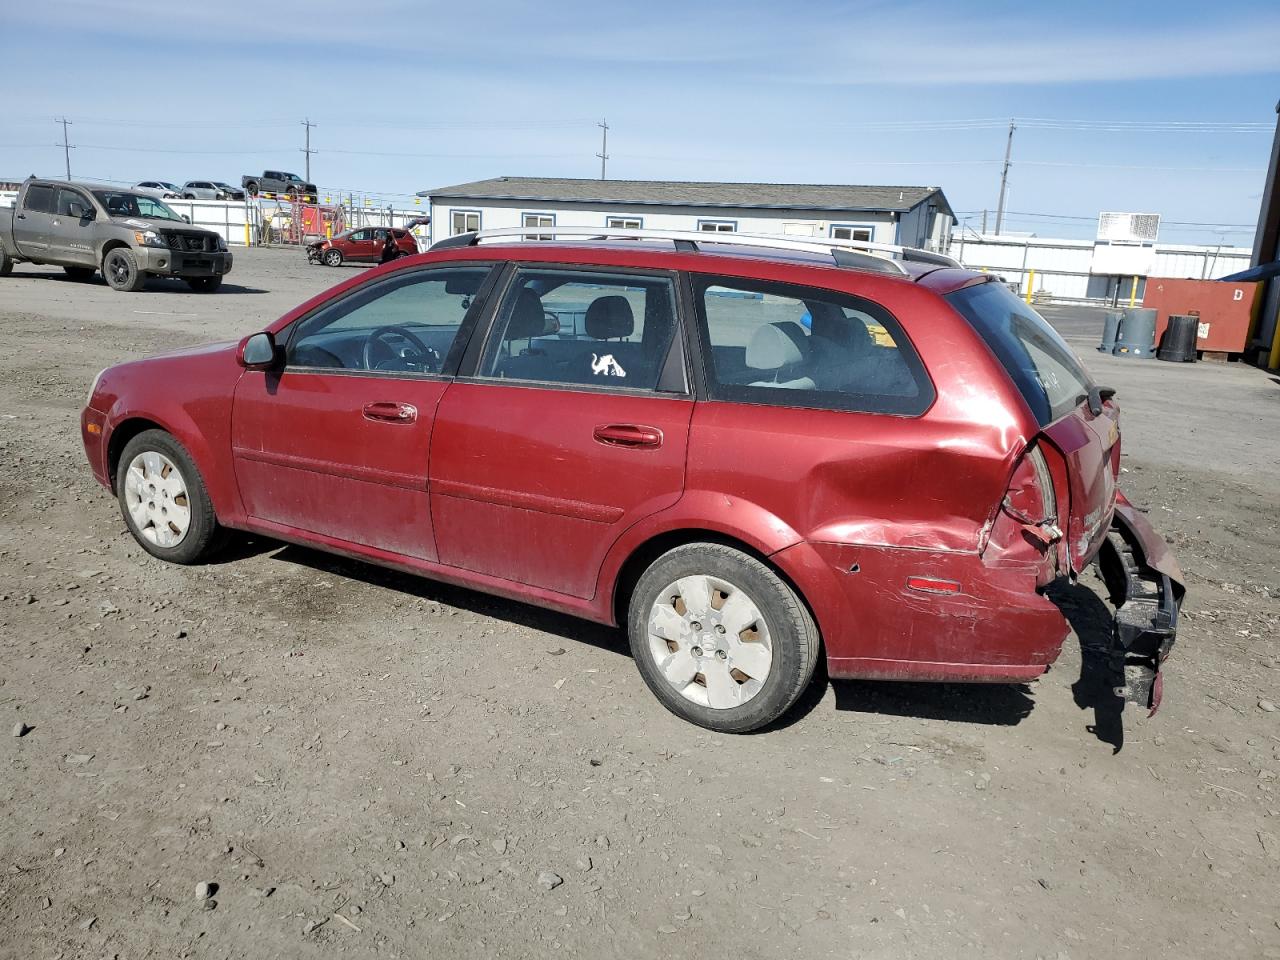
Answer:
[1157, 314, 1199, 363]
[1098, 310, 1123, 353]
[1113, 307, 1157, 359]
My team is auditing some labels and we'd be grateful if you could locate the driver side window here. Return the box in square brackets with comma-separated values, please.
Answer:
[286, 266, 491, 375]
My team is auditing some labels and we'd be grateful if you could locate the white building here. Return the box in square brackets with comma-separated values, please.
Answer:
[419, 177, 954, 251]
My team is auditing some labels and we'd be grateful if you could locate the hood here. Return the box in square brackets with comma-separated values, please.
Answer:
[127, 339, 239, 362]
[109, 216, 218, 235]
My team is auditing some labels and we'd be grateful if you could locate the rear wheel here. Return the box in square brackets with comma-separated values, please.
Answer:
[187, 276, 223, 293]
[322, 248, 343, 267]
[115, 430, 221, 564]
[63, 265, 95, 282]
[0, 247, 15, 276]
[244, 181, 259, 197]
[103, 248, 146, 292]
[628, 543, 820, 733]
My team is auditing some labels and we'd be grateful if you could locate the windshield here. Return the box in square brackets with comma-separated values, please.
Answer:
[214, 182, 234, 188]
[92, 191, 184, 222]
[946, 280, 1095, 427]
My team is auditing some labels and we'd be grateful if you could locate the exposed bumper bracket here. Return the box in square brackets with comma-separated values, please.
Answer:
[1099, 522, 1182, 715]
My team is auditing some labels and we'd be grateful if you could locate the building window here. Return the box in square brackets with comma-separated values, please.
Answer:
[451, 210, 481, 235]
[698, 220, 737, 233]
[606, 216, 643, 230]
[830, 224, 873, 243]
[522, 212, 555, 240]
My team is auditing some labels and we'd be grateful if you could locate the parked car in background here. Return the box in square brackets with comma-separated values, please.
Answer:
[78, 226, 1183, 732]
[182, 181, 246, 201]
[1, 177, 232, 292]
[134, 181, 183, 199]
[307, 227, 417, 266]
[241, 170, 317, 200]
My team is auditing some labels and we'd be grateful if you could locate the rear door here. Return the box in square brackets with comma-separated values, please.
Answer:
[946, 280, 1118, 570]
[429, 264, 692, 598]
[13, 183, 55, 257]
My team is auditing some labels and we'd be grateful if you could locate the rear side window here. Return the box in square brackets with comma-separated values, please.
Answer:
[23, 185, 54, 213]
[946, 281, 1094, 426]
[478, 268, 679, 392]
[691, 275, 932, 416]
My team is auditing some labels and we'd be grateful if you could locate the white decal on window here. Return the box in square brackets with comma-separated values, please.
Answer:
[590, 353, 626, 378]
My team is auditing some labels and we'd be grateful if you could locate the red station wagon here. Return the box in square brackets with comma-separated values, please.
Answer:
[80, 227, 1183, 732]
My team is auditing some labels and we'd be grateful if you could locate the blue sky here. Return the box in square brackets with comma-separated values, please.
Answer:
[2, 0, 1277, 243]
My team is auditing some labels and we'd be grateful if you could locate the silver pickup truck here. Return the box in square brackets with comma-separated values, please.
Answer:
[0, 178, 233, 292]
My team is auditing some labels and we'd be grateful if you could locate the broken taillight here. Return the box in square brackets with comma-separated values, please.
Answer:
[984, 444, 1062, 584]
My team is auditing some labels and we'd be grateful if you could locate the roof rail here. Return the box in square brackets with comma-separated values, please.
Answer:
[426, 226, 963, 277]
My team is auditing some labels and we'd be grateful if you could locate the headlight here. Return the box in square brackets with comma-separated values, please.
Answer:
[215, 235, 228, 251]
[135, 230, 167, 247]
[85, 367, 107, 407]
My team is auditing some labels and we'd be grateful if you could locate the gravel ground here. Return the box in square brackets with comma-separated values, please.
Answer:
[1, 248, 1278, 959]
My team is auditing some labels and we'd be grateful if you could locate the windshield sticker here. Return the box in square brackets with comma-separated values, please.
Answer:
[591, 353, 626, 378]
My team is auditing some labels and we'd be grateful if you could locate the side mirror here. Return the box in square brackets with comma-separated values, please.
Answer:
[68, 202, 91, 220]
[181, 214, 191, 224]
[238, 332, 279, 369]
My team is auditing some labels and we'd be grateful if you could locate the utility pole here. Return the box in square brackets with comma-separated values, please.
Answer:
[55, 117, 73, 179]
[994, 119, 1015, 235]
[981, 209, 988, 234]
[596, 119, 609, 180]
[301, 118, 317, 182]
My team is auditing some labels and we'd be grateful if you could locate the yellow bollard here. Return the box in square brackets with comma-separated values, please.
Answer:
[325, 222, 332, 240]
[1024, 269, 1035, 304]
[243, 221, 250, 247]
[1128, 275, 1139, 307]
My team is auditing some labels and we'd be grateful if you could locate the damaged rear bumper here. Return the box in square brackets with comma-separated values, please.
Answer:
[1098, 493, 1185, 714]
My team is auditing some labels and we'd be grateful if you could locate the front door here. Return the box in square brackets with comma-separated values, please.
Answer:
[430, 265, 692, 598]
[50, 186, 97, 266]
[344, 229, 376, 261]
[231, 263, 495, 560]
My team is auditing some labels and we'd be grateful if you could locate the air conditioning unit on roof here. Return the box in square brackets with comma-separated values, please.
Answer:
[1097, 212, 1160, 244]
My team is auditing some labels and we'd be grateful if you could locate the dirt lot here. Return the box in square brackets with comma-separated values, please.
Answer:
[1, 248, 1278, 959]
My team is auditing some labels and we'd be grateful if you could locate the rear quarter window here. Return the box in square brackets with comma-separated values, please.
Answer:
[945, 281, 1095, 427]
[691, 274, 933, 416]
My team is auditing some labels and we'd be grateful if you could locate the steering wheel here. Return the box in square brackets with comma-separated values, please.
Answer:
[361, 325, 439, 372]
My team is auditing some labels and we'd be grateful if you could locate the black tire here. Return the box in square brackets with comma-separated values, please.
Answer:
[0, 247, 14, 277]
[187, 276, 223, 293]
[115, 429, 222, 565]
[322, 248, 343, 267]
[627, 543, 820, 733]
[183, 193, 196, 200]
[103, 248, 147, 292]
[63, 265, 95, 282]
[245, 181, 259, 197]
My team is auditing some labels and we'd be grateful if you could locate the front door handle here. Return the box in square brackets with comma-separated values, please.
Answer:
[593, 423, 663, 448]
[363, 401, 418, 424]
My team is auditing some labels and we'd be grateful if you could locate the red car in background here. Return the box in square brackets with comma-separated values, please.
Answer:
[308, 227, 418, 266]
[80, 227, 1183, 733]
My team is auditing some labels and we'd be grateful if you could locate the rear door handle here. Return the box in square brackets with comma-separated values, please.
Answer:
[363, 401, 417, 424]
[593, 423, 663, 448]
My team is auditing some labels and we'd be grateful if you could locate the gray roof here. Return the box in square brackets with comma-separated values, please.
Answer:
[421, 177, 952, 217]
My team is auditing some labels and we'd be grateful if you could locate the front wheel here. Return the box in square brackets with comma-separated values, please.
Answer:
[187, 276, 223, 293]
[322, 248, 343, 267]
[63, 266, 95, 282]
[115, 429, 222, 564]
[103, 248, 147, 292]
[628, 543, 820, 733]
[1, 247, 17, 276]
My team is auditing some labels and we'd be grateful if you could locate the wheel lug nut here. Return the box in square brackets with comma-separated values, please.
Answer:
[715, 625, 726, 634]
[690, 621, 702, 631]
[691, 646, 702, 658]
